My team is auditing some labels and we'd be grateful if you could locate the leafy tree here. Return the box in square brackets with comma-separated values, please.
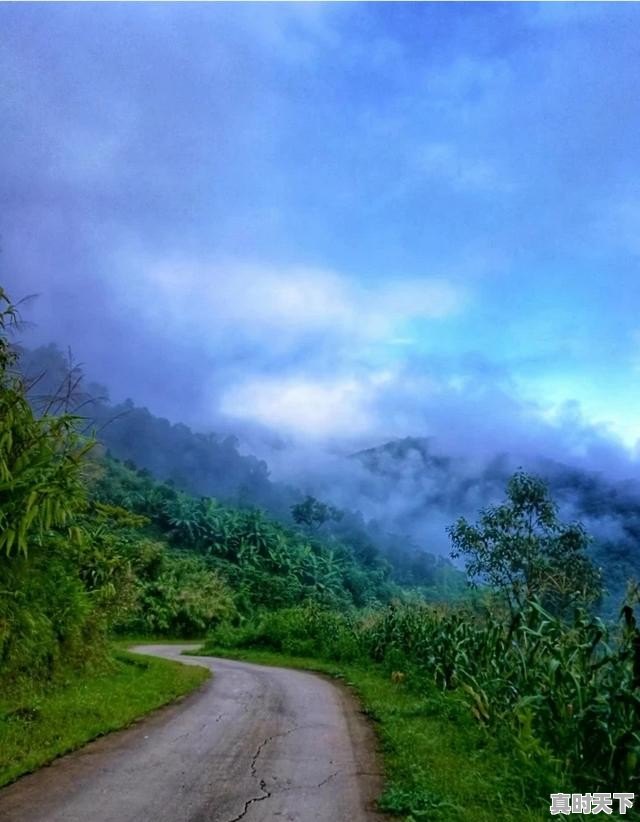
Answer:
[0, 289, 100, 683]
[0, 289, 92, 557]
[119, 541, 235, 637]
[291, 495, 343, 532]
[94, 456, 399, 611]
[448, 471, 602, 615]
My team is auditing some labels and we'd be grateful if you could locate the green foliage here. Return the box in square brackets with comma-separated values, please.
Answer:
[118, 543, 235, 637]
[291, 494, 342, 531]
[93, 455, 398, 610]
[0, 289, 105, 686]
[365, 600, 640, 792]
[0, 545, 96, 685]
[209, 602, 363, 661]
[448, 471, 602, 615]
[75, 483, 237, 638]
[0, 293, 92, 558]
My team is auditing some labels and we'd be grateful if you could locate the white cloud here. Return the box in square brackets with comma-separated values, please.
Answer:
[368, 277, 464, 321]
[115, 256, 466, 345]
[517, 372, 640, 452]
[221, 374, 377, 439]
[225, 3, 346, 66]
[220, 364, 455, 442]
[103, 255, 469, 438]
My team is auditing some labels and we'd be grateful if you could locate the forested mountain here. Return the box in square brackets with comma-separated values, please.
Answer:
[352, 437, 640, 614]
[19, 345, 275, 506]
[18, 345, 639, 614]
[18, 344, 465, 597]
[2, 318, 445, 689]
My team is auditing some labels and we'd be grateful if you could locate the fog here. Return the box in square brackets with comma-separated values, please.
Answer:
[3, 4, 640, 596]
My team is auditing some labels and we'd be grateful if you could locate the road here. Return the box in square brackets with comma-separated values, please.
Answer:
[0, 645, 387, 822]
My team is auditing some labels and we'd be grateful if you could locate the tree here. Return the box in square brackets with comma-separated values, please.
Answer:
[291, 495, 343, 532]
[0, 289, 92, 557]
[0, 288, 103, 683]
[448, 471, 602, 615]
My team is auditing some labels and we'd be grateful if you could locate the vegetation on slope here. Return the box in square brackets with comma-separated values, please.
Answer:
[95, 454, 402, 614]
[2, 282, 447, 691]
[19, 342, 468, 596]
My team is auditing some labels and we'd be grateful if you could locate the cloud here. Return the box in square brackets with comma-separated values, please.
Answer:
[3, 1, 640, 496]
[228, 3, 347, 66]
[109, 255, 466, 348]
[221, 375, 376, 439]
[218, 345, 640, 469]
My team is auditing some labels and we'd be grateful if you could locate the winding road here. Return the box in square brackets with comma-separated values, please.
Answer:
[0, 645, 387, 822]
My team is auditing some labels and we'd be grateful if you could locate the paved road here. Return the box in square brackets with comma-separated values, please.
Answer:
[0, 645, 387, 822]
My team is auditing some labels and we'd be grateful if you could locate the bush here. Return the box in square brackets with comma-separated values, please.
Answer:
[0, 544, 107, 688]
[208, 603, 363, 662]
[0, 289, 107, 688]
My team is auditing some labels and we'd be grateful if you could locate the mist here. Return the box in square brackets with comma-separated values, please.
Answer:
[3, 3, 640, 602]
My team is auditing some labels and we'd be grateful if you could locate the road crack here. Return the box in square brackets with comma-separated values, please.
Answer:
[223, 723, 334, 821]
[316, 770, 339, 788]
[224, 781, 271, 822]
[222, 726, 297, 822]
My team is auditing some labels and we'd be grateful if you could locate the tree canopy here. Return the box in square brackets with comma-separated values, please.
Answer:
[448, 470, 602, 615]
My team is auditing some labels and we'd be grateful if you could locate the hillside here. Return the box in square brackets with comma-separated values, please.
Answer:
[18, 343, 466, 599]
[19, 345, 639, 614]
[351, 437, 639, 614]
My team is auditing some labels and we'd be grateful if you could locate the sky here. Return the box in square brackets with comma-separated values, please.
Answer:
[2, 2, 640, 471]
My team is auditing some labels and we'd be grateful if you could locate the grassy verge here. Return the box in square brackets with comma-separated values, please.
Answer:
[0, 648, 209, 788]
[199, 645, 547, 822]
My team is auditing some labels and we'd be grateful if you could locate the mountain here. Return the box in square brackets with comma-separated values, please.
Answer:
[19, 343, 637, 612]
[351, 437, 639, 615]
[18, 344, 465, 597]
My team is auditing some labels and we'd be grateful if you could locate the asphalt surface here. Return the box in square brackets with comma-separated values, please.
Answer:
[0, 644, 387, 822]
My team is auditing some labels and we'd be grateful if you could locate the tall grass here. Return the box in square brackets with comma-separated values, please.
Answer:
[206, 599, 640, 796]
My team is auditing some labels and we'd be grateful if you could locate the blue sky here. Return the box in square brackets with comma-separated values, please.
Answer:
[2, 3, 640, 464]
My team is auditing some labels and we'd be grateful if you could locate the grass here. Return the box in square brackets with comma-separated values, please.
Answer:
[199, 645, 548, 822]
[0, 647, 209, 788]
[112, 634, 205, 648]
